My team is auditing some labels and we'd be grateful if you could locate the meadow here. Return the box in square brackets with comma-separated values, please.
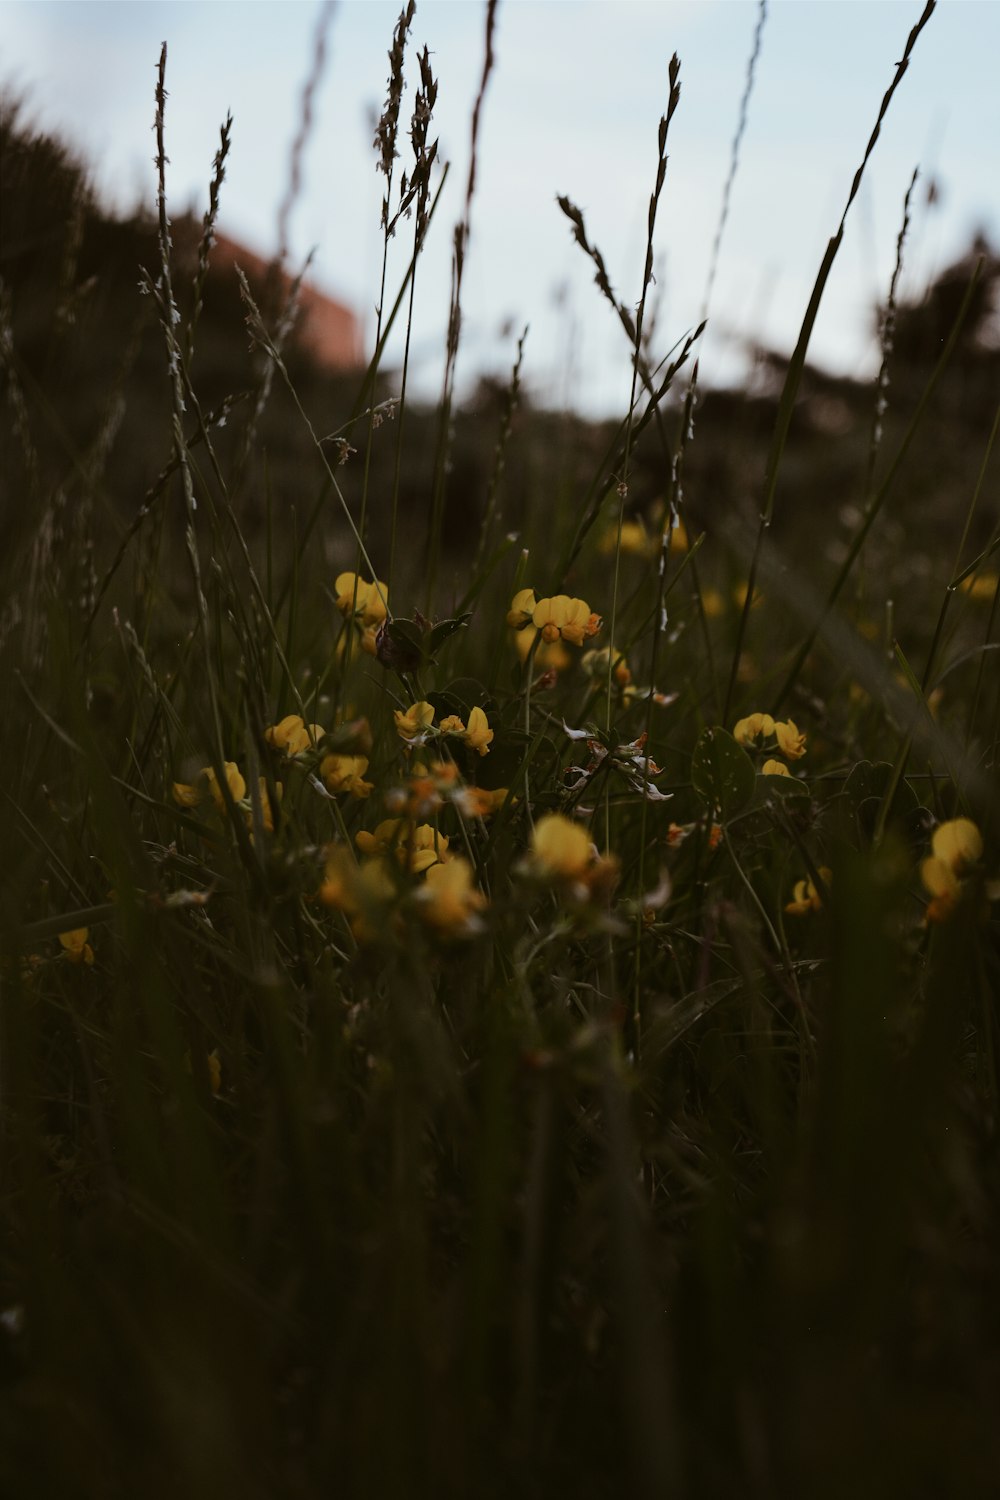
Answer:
[2, 2, 1000, 1495]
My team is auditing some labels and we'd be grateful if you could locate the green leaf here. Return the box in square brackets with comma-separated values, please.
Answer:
[690, 727, 755, 816]
[428, 613, 472, 654]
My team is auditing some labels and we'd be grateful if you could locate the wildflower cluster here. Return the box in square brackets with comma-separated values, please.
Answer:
[158, 556, 998, 971]
[318, 822, 485, 943]
[734, 711, 807, 775]
[393, 701, 493, 755]
[335, 570, 389, 656]
[266, 713, 375, 799]
[173, 760, 283, 834]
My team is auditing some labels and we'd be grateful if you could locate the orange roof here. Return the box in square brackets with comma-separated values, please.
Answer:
[210, 230, 363, 372]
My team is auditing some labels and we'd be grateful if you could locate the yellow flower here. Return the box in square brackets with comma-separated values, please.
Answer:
[733, 713, 775, 747]
[335, 622, 381, 661]
[761, 759, 790, 777]
[355, 819, 448, 874]
[393, 701, 435, 742]
[172, 761, 247, 812]
[774, 719, 806, 760]
[507, 587, 537, 629]
[931, 817, 982, 873]
[785, 867, 831, 916]
[172, 778, 203, 808]
[59, 928, 94, 965]
[524, 813, 619, 900]
[700, 588, 725, 620]
[513, 625, 572, 672]
[206, 763, 247, 811]
[265, 714, 325, 756]
[318, 846, 397, 944]
[921, 817, 984, 922]
[321, 753, 374, 798]
[921, 856, 961, 924]
[414, 856, 487, 937]
[334, 571, 388, 626]
[532, 594, 601, 647]
[463, 706, 493, 756]
[530, 814, 592, 879]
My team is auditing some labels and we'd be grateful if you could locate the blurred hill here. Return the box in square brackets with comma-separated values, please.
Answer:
[2, 101, 998, 598]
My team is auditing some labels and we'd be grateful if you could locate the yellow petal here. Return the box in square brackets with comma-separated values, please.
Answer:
[507, 588, 537, 628]
[322, 754, 373, 797]
[774, 720, 807, 760]
[416, 856, 487, 934]
[463, 706, 493, 755]
[921, 855, 960, 899]
[265, 713, 307, 753]
[931, 818, 982, 874]
[733, 712, 775, 746]
[531, 814, 592, 879]
[204, 762, 247, 811]
[59, 928, 94, 965]
[394, 701, 436, 741]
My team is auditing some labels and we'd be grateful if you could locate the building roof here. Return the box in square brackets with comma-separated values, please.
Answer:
[209, 229, 363, 372]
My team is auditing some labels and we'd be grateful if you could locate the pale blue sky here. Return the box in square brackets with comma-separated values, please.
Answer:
[3, 0, 998, 413]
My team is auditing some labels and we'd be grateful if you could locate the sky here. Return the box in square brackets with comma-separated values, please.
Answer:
[2, 0, 998, 415]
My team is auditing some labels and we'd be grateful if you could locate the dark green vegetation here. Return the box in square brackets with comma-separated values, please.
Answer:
[2, 7, 1000, 1496]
